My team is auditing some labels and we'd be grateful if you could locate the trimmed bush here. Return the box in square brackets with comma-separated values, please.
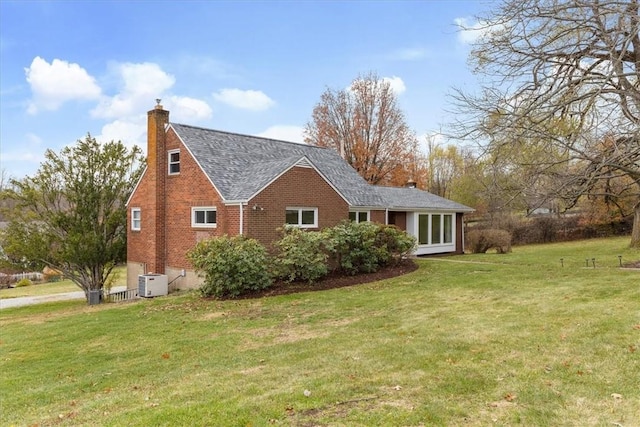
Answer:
[466, 229, 512, 254]
[375, 224, 417, 265]
[323, 221, 416, 275]
[187, 235, 272, 298]
[273, 227, 328, 283]
[15, 278, 33, 288]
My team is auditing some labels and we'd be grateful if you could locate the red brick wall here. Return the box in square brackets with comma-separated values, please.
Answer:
[127, 106, 169, 275]
[246, 166, 349, 248]
[388, 211, 407, 231]
[127, 119, 229, 274]
[370, 210, 386, 224]
[127, 171, 153, 272]
[163, 129, 228, 268]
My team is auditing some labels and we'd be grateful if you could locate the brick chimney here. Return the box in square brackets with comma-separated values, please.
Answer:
[147, 100, 169, 274]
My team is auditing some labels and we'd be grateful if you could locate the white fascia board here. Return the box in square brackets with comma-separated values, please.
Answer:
[349, 206, 385, 211]
[125, 166, 147, 207]
[386, 206, 474, 213]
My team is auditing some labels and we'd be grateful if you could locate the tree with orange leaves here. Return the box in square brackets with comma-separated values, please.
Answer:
[305, 72, 418, 186]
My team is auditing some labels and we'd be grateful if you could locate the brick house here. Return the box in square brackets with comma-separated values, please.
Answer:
[126, 104, 474, 290]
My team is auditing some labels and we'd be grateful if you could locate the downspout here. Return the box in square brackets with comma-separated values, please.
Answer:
[239, 203, 244, 235]
[385, 208, 388, 225]
[461, 214, 465, 254]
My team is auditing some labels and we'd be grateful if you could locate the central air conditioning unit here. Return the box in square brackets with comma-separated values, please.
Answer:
[138, 274, 168, 298]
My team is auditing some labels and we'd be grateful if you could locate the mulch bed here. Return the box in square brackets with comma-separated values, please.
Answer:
[237, 259, 419, 299]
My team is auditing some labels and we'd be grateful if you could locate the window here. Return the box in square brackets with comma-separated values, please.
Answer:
[418, 214, 429, 244]
[192, 207, 217, 228]
[168, 150, 180, 175]
[417, 213, 454, 245]
[131, 208, 141, 231]
[349, 211, 370, 223]
[285, 207, 318, 228]
[443, 214, 453, 244]
[431, 214, 441, 244]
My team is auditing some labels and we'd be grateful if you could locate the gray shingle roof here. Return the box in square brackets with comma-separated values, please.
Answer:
[171, 123, 473, 212]
[375, 186, 474, 212]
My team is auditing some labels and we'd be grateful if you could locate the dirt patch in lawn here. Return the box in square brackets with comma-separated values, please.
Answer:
[237, 259, 419, 300]
[622, 259, 640, 269]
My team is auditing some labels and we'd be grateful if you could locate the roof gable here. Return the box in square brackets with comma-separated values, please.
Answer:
[168, 123, 473, 213]
[170, 123, 381, 205]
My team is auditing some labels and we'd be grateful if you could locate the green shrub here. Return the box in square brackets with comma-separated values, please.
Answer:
[273, 227, 328, 283]
[375, 224, 417, 265]
[466, 229, 512, 253]
[15, 278, 33, 287]
[323, 221, 416, 275]
[187, 235, 272, 298]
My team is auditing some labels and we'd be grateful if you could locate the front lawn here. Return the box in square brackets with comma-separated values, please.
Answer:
[1, 237, 638, 426]
[0, 266, 126, 299]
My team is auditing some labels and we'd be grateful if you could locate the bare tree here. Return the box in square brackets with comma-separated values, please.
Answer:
[0, 168, 10, 192]
[451, 0, 640, 247]
[305, 72, 418, 186]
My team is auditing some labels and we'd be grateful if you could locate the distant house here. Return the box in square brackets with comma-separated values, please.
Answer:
[126, 104, 474, 290]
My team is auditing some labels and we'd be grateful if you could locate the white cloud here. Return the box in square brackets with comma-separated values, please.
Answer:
[95, 116, 147, 151]
[166, 96, 213, 123]
[25, 56, 101, 114]
[0, 132, 46, 168]
[382, 76, 406, 95]
[91, 62, 176, 119]
[88, 62, 213, 154]
[257, 125, 305, 144]
[418, 132, 446, 154]
[213, 88, 275, 111]
[454, 17, 504, 45]
[94, 96, 212, 154]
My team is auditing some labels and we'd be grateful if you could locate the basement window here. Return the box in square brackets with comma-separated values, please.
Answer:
[285, 207, 318, 228]
[192, 207, 217, 228]
[131, 208, 141, 231]
[168, 150, 180, 175]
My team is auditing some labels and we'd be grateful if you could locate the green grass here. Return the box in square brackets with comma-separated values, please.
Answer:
[1, 237, 638, 426]
[0, 266, 126, 299]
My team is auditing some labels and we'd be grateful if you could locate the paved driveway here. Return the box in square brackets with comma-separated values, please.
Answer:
[0, 286, 127, 309]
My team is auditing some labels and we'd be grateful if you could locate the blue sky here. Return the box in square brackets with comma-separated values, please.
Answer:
[0, 0, 491, 179]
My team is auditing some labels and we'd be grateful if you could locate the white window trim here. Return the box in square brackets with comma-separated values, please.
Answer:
[285, 207, 318, 228]
[416, 213, 454, 246]
[349, 210, 370, 223]
[443, 214, 454, 244]
[191, 206, 217, 228]
[131, 208, 141, 231]
[168, 149, 180, 175]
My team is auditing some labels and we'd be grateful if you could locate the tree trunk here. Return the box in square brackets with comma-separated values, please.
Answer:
[631, 201, 640, 249]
